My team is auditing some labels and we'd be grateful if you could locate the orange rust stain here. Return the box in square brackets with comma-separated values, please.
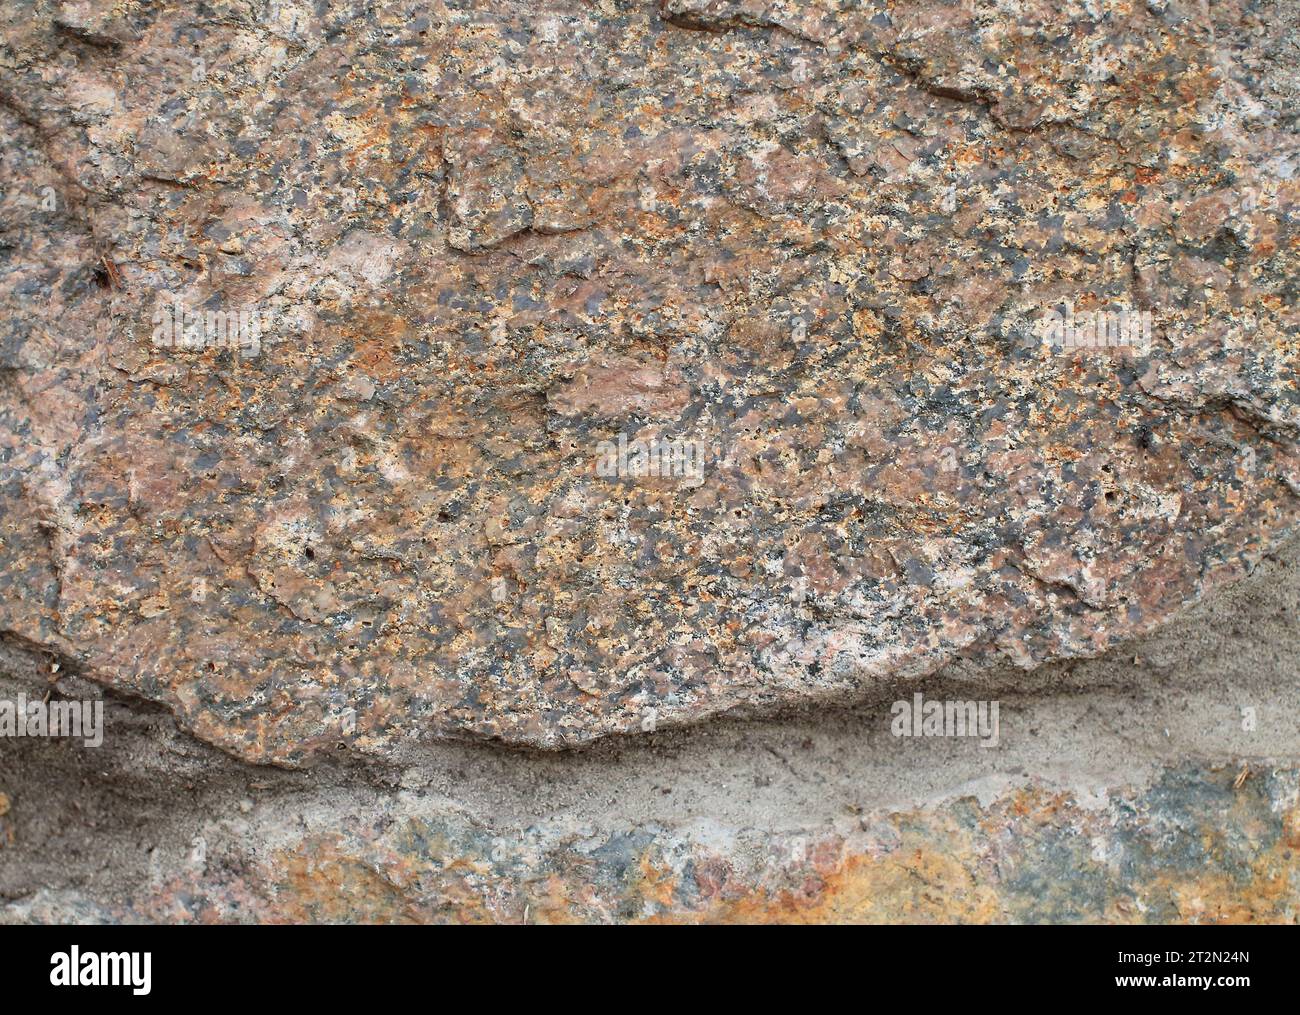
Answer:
[634, 852, 681, 911]
[274, 841, 425, 924]
[1138, 846, 1299, 926]
[1282, 809, 1300, 850]
[649, 842, 1003, 925]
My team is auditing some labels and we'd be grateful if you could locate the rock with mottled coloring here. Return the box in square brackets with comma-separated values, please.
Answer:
[0, 0, 1297, 764]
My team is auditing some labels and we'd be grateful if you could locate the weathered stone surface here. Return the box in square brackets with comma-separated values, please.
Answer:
[1, 0, 1297, 764]
[143, 769, 1300, 924]
[5, 764, 1299, 924]
[2, 533, 1298, 925]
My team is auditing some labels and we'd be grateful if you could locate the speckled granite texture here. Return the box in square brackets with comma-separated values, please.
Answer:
[1, 1, 1297, 769]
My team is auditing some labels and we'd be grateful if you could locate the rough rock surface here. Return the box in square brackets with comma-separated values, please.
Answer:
[9, 764, 1300, 924]
[1, 0, 1298, 764]
[3, 533, 1299, 923]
